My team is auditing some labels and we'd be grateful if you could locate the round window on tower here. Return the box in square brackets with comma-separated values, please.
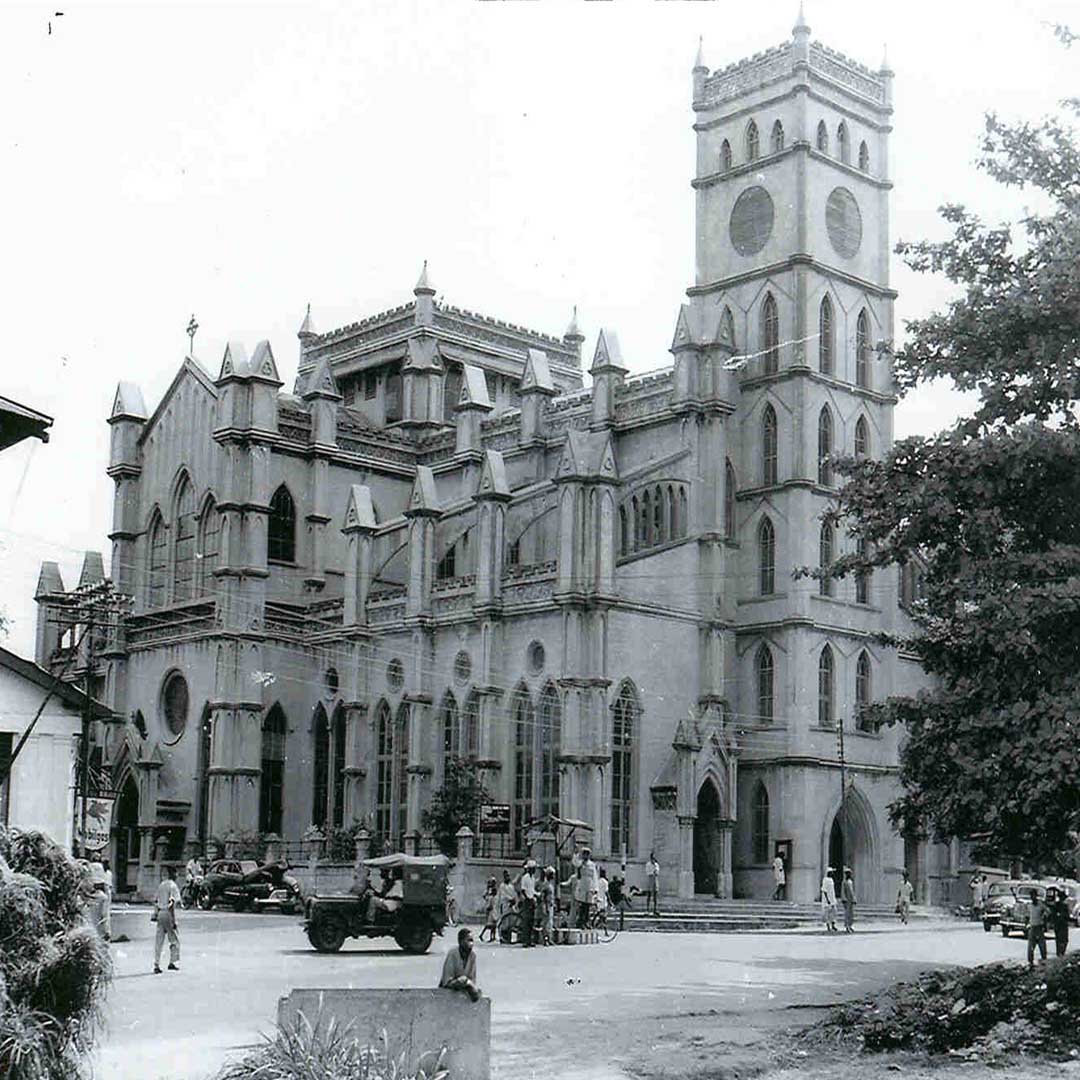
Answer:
[729, 186, 775, 256]
[826, 187, 862, 258]
[161, 671, 189, 741]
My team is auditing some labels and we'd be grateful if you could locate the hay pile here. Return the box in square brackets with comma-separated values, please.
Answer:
[0, 827, 112, 1079]
[805, 954, 1080, 1064]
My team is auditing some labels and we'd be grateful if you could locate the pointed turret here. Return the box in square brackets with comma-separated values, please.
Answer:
[590, 328, 628, 431]
[343, 484, 378, 532]
[302, 353, 340, 446]
[454, 364, 494, 455]
[35, 561, 64, 598]
[298, 303, 317, 340]
[693, 36, 707, 72]
[792, 1, 811, 64]
[406, 465, 440, 517]
[414, 260, 436, 326]
[78, 551, 105, 588]
[793, 1, 809, 35]
[563, 305, 585, 362]
[341, 484, 378, 626]
[414, 260, 435, 296]
[302, 353, 340, 401]
[879, 44, 894, 107]
[520, 349, 557, 443]
[693, 36, 708, 100]
[218, 341, 251, 381]
[111, 381, 148, 421]
[476, 449, 511, 501]
[251, 340, 282, 384]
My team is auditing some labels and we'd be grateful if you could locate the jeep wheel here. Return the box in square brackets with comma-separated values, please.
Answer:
[308, 919, 346, 953]
[395, 923, 434, 954]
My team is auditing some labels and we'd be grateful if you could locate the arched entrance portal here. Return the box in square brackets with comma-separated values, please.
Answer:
[824, 789, 880, 904]
[114, 775, 139, 894]
[693, 780, 722, 895]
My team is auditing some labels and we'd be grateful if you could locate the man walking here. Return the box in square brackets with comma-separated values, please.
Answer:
[439, 927, 481, 1002]
[970, 873, 984, 921]
[154, 865, 181, 974]
[1027, 890, 1048, 967]
[1047, 886, 1070, 958]
[841, 867, 856, 933]
[518, 861, 537, 947]
[576, 848, 598, 929]
[645, 852, 660, 916]
[896, 870, 915, 925]
[772, 851, 786, 901]
[821, 867, 838, 933]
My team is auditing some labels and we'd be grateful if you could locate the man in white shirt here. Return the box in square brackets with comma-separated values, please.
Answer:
[154, 866, 182, 974]
[518, 861, 537, 947]
[645, 853, 660, 916]
[821, 867, 838, 933]
[772, 853, 786, 901]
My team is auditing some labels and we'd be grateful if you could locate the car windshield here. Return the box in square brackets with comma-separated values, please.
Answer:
[987, 883, 1014, 897]
[239, 861, 259, 874]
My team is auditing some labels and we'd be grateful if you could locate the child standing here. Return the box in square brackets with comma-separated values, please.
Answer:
[479, 877, 498, 943]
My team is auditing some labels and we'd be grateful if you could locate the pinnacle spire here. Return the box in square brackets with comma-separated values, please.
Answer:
[564, 305, 584, 342]
[793, 1, 810, 35]
[414, 260, 435, 295]
[298, 303, 317, 338]
[693, 36, 707, 71]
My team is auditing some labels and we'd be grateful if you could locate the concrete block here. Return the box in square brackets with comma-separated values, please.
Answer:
[278, 987, 490, 1080]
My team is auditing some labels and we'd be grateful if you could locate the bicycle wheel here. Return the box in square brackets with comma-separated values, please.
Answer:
[592, 912, 618, 943]
[497, 911, 519, 943]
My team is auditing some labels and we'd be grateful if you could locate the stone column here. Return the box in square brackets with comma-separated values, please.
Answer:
[474, 450, 511, 610]
[342, 485, 377, 625]
[677, 816, 695, 899]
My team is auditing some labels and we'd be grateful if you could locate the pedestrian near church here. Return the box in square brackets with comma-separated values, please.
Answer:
[1027, 891, 1048, 967]
[609, 870, 628, 931]
[896, 870, 914, 924]
[970, 874, 984, 921]
[518, 861, 537, 947]
[497, 869, 516, 944]
[439, 927, 481, 1002]
[821, 868, 838, 932]
[576, 849, 598, 928]
[772, 852, 786, 901]
[1047, 886, 1070, 958]
[539, 867, 556, 945]
[841, 868, 856, 933]
[153, 865, 181, 974]
[645, 852, 660, 916]
[480, 877, 498, 943]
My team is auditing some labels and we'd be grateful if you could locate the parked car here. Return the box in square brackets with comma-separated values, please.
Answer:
[304, 852, 449, 954]
[981, 880, 1029, 931]
[197, 859, 301, 913]
[999, 882, 1050, 938]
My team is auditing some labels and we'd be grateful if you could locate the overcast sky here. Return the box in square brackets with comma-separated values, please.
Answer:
[0, 0, 1075, 657]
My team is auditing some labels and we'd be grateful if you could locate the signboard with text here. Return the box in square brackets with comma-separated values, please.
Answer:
[76, 796, 113, 851]
[478, 803, 511, 835]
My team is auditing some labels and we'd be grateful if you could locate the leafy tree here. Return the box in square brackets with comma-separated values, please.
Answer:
[421, 757, 490, 856]
[820, 94, 1080, 868]
[0, 827, 112, 1079]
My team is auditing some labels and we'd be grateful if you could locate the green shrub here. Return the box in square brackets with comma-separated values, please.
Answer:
[218, 1012, 448, 1080]
[0, 827, 112, 1080]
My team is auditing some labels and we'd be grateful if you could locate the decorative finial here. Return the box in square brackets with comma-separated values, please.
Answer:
[414, 259, 435, 295]
[186, 314, 198, 354]
[565, 305, 584, 341]
[693, 36, 707, 71]
[298, 303, 317, 337]
[793, 1, 810, 35]
[880, 43, 892, 73]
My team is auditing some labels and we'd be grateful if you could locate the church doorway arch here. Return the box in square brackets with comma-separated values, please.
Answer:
[823, 787, 880, 904]
[693, 779, 722, 895]
[114, 774, 139, 894]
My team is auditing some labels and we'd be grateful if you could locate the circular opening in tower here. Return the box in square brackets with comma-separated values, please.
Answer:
[729, 186, 775, 256]
[161, 671, 189, 740]
[826, 187, 862, 258]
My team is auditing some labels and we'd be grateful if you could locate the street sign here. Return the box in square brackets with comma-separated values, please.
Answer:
[76, 796, 113, 851]
[478, 803, 510, 835]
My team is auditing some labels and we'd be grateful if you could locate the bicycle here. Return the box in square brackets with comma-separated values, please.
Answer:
[496, 908, 521, 944]
[588, 905, 619, 943]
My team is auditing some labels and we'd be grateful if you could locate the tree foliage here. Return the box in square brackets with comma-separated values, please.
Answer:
[0, 827, 112, 1079]
[822, 95, 1080, 867]
[421, 757, 490, 856]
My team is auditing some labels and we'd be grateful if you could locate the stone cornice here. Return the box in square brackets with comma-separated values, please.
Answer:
[692, 141, 892, 192]
[687, 255, 898, 301]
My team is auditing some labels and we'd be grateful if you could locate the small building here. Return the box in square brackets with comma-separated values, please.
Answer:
[0, 645, 102, 850]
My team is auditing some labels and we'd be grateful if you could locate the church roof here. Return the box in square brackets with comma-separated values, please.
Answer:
[0, 395, 53, 451]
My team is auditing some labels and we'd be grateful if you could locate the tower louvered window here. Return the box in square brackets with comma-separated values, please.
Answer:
[837, 122, 850, 164]
[268, 486, 296, 564]
[746, 120, 760, 162]
[758, 516, 775, 596]
[816, 120, 829, 153]
[720, 139, 732, 172]
[819, 522, 834, 597]
[762, 404, 778, 487]
[173, 476, 195, 602]
[818, 646, 835, 728]
[819, 296, 834, 375]
[818, 407, 833, 486]
[858, 141, 870, 171]
[854, 415, 870, 459]
[771, 120, 784, 153]
[148, 512, 167, 608]
[762, 294, 779, 374]
[855, 651, 873, 731]
[724, 460, 737, 539]
[856, 310, 871, 389]
[855, 538, 870, 605]
[756, 644, 774, 723]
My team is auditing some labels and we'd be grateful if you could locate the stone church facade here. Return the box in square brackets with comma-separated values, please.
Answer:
[36, 14, 949, 903]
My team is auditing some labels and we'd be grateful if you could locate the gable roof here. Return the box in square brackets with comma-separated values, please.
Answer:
[555, 429, 619, 482]
[521, 348, 556, 394]
[110, 381, 148, 421]
[138, 358, 219, 446]
[458, 364, 493, 409]
[343, 484, 378, 531]
[0, 395, 53, 451]
[0, 646, 112, 718]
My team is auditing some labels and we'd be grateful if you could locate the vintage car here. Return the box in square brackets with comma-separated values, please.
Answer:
[998, 882, 1050, 938]
[981, 880, 1031, 931]
[303, 852, 449, 954]
[197, 859, 301, 913]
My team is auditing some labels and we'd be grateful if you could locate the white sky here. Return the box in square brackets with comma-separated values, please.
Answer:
[0, 0, 1075, 657]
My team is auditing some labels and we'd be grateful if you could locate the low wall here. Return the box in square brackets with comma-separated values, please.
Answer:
[278, 988, 490, 1080]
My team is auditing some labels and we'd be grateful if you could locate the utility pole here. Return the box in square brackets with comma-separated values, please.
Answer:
[837, 720, 847, 870]
[49, 580, 130, 856]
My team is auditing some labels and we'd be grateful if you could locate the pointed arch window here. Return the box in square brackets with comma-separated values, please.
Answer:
[512, 688, 535, 852]
[678, 488, 689, 539]
[312, 705, 330, 830]
[818, 296, 834, 375]
[724, 460, 737, 539]
[268, 485, 296, 564]
[385, 370, 403, 422]
[331, 705, 347, 828]
[631, 496, 640, 551]
[745, 120, 760, 162]
[752, 782, 770, 863]
[147, 511, 167, 608]
[173, 475, 196, 602]
[395, 704, 410, 840]
[375, 702, 394, 841]
[619, 506, 629, 557]
[755, 644, 774, 723]
[855, 651, 873, 731]
[856, 309, 871, 389]
[771, 119, 785, 154]
[855, 537, 870, 605]
[758, 516, 776, 596]
[816, 120, 829, 153]
[611, 682, 638, 857]
[197, 496, 219, 593]
[463, 690, 481, 759]
[666, 486, 677, 542]
[443, 365, 463, 423]
[720, 139, 733, 172]
[819, 522, 834, 596]
[818, 645, 835, 728]
[642, 490, 653, 548]
[653, 486, 665, 543]
[854, 415, 870, 460]
[721, 306, 736, 351]
[441, 691, 460, 766]
[539, 683, 562, 822]
[817, 407, 833, 486]
[762, 293, 779, 373]
[837, 121, 850, 164]
[858, 140, 870, 172]
[259, 705, 286, 836]
[762, 404, 778, 487]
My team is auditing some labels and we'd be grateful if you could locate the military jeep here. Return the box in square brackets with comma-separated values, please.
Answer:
[304, 852, 449, 954]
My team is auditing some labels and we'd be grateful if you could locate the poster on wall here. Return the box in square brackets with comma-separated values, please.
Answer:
[478, 803, 511, 835]
[75, 797, 113, 851]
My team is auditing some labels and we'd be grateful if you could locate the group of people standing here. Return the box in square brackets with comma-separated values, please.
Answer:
[820, 866, 858, 932]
